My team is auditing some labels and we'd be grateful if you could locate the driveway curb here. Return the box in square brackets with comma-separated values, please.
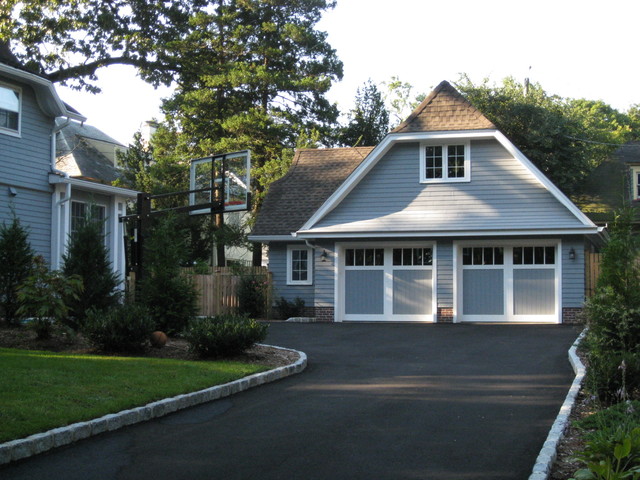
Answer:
[529, 329, 587, 480]
[0, 344, 306, 466]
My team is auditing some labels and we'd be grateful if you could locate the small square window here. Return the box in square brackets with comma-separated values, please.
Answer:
[421, 142, 469, 183]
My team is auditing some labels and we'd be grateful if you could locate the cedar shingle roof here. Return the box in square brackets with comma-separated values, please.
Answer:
[392, 80, 495, 133]
[252, 147, 374, 236]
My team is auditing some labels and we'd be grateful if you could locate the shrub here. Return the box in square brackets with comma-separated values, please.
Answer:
[138, 215, 198, 334]
[185, 315, 268, 358]
[274, 296, 305, 320]
[586, 209, 640, 355]
[83, 303, 155, 353]
[16, 257, 83, 339]
[585, 352, 640, 404]
[572, 403, 640, 479]
[0, 214, 34, 325]
[238, 275, 270, 318]
[62, 207, 120, 329]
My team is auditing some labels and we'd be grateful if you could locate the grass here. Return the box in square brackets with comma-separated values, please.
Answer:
[0, 347, 268, 443]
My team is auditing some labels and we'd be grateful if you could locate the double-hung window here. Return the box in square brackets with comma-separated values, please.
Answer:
[71, 201, 107, 241]
[420, 142, 470, 183]
[287, 245, 313, 285]
[0, 83, 20, 136]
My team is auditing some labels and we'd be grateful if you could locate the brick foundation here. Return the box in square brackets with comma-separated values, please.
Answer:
[437, 307, 454, 323]
[313, 307, 335, 322]
[562, 307, 585, 325]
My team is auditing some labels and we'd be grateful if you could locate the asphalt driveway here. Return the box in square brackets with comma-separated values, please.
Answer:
[1, 323, 581, 480]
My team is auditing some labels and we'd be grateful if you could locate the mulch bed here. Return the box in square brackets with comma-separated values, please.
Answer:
[0, 324, 299, 368]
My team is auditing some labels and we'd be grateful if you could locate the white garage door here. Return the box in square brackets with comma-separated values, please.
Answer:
[339, 245, 436, 322]
[457, 243, 559, 323]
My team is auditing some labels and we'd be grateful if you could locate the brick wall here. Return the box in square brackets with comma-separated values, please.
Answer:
[313, 307, 335, 322]
[437, 307, 454, 323]
[562, 307, 585, 324]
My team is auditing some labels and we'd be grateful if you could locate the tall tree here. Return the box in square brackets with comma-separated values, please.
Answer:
[340, 80, 389, 147]
[0, 0, 200, 92]
[155, 0, 343, 265]
[455, 75, 635, 196]
[383, 76, 425, 128]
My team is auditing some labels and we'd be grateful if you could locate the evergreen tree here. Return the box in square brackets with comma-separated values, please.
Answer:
[62, 207, 119, 328]
[0, 214, 34, 325]
[340, 80, 389, 146]
[138, 214, 198, 334]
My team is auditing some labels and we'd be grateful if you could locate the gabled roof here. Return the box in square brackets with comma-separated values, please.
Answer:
[252, 147, 374, 237]
[55, 119, 125, 184]
[391, 80, 495, 133]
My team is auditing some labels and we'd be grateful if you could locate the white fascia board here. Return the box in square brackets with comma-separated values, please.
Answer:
[248, 234, 296, 243]
[299, 129, 498, 232]
[48, 173, 139, 198]
[0, 64, 86, 122]
[492, 131, 597, 228]
[295, 227, 601, 239]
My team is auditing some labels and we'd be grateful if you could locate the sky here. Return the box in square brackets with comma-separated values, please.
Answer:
[58, 0, 640, 146]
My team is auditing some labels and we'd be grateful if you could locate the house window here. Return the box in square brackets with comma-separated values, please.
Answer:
[0, 83, 20, 136]
[632, 167, 640, 200]
[392, 248, 432, 266]
[421, 142, 470, 183]
[513, 246, 555, 265]
[287, 246, 313, 285]
[345, 248, 384, 266]
[71, 201, 106, 239]
[462, 247, 504, 266]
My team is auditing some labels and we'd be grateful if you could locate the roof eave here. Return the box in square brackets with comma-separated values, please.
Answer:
[0, 63, 86, 122]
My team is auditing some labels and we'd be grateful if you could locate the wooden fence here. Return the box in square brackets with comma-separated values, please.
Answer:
[183, 266, 271, 316]
[585, 251, 602, 298]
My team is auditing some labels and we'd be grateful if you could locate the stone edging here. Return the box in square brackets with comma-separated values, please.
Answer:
[0, 344, 307, 466]
[529, 329, 587, 480]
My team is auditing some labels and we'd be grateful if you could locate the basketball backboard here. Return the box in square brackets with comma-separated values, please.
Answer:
[189, 150, 251, 215]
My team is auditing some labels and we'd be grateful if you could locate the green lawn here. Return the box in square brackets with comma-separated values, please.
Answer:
[0, 348, 268, 443]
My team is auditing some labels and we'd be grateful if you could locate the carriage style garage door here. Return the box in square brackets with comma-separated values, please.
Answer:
[338, 244, 436, 322]
[456, 242, 560, 323]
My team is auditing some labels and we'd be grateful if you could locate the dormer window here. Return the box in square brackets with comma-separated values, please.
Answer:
[0, 83, 20, 136]
[420, 141, 470, 183]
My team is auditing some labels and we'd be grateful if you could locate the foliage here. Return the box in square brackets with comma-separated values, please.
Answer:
[185, 315, 268, 358]
[238, 275, 270, 318]
[16, 257, 83, 339]
[339, 79, 389, 146]
[585, 352, 640, 404]
[455, 75, 636, 197]
[137, 215, 199, 334]
[274, 296, 306, 320]
[382, 76, 426, 127]
[0, 214, 34, 326]
[0, 346, 266, 443]
[576, 402, 640, 432]
[62, 206, 120, 329]
[0, 0, 200, 92]
[572, 414, 640, 480]
[83, 303, 155, 353]
[586, 209, 640, 355]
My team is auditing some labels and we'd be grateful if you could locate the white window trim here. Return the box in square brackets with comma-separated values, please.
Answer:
[420, 140, 470, 183]
[0, 81, 21, 138]
[631, 166, 640, 201]
[286, 245, 313, 285]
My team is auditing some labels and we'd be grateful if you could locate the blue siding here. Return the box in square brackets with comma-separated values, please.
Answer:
[436, 241, 453, 308]
[314, 240, 335, 307]
[562, 237, 586, 307]
[0, 82, 54, 261]
[268, 243, 315, 306]
[312, 140, 583, 233]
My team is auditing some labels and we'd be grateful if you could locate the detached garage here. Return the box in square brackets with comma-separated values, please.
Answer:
[251, 81, 602, 324]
